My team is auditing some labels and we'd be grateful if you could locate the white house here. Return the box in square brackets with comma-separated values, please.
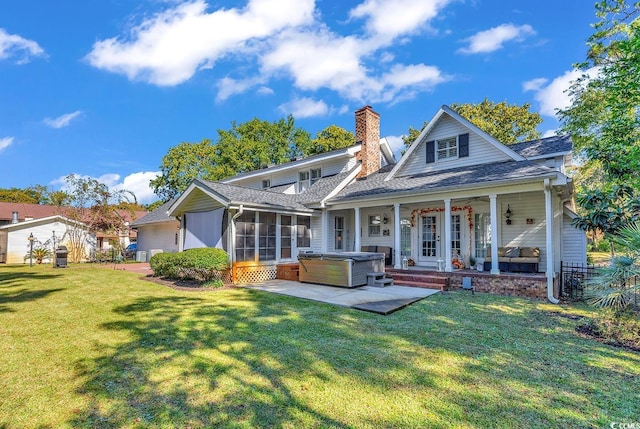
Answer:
[130, 200, 180, 260]
[142, 105, 586, 302]
[0, 215, 96, 264]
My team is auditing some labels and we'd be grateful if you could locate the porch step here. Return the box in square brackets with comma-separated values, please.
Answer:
[389, 280, 446, 291]
[386, 270, 448, 290]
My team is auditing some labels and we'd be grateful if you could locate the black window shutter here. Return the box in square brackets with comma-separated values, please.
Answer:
[459, 133, 469, 158]
[425, 140, 435, 163]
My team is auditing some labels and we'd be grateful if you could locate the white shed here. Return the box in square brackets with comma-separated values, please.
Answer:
[0, 215, 96, 264]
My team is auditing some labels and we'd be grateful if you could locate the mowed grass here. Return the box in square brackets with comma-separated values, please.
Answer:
[1, 265, 638, 428]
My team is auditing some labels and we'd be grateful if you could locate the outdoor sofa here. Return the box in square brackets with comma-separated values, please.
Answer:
[483, 246, 540, 273]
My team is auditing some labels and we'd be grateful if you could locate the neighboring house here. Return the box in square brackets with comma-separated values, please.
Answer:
[149, 105, 585, 302]
[130, 200, 180, 260]
[0, 202, 147, 263]
[95, 209, 149, 252]
[0, 215, 96, 264]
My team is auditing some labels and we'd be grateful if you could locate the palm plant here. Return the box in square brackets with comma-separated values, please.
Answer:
[24, 246, 53, 264]
[586, 223, 640, 311]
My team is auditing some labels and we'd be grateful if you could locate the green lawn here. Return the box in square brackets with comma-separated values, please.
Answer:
[1, 264, 638, 428]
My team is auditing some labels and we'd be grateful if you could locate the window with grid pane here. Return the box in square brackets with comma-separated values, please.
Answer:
[436, 137, 457, 160]
[235, 211, 255, 262]
[258, 212, 276, 261]
[297, 216, 311, 248]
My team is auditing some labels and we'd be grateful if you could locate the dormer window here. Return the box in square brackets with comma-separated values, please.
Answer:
[298, 168, 321, 192]
[436, 137, 458, 160]
[298, 171, 310, 192]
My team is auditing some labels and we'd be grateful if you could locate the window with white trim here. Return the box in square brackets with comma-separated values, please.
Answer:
[436, 137, 458, 160]
[310, 168, 321, 186]
[368, 215, 381, 237]
[298, 171, 310, 192]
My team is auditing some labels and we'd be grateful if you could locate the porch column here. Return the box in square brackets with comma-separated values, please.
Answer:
[444, 198, 452, 272]
[178, 216, 184, 252]
[545, 179, 559, 303]
[321, 209, 328, 253]
[394, 203, 401, 268]
[489, 194, 500, 274]
[354, 207, 361, 251]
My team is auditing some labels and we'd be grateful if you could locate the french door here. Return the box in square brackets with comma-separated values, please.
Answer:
[419, 214, 441, 263]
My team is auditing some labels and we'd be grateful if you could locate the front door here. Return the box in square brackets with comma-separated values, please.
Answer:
[418, 214, 441, 264]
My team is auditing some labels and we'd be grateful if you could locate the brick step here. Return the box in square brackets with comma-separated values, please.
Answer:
[390, 280, 445, 291]
[387, 273, 448, 285]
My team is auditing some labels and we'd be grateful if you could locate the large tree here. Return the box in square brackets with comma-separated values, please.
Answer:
[151, 116, 314, 201]
[302, 125, 354, 156]
[558, 0, 640, 189]
[150, 139, 217, 201]
[451, 98, 542, 144]
[558, 0, 640, 241]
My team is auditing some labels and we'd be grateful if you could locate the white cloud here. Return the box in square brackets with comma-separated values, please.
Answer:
[43, 110, 83, 129]
[542, 129, 557, 138]
[0, 28, 45, 63]
[112, 171, 161, 204]
[458, 23, 535, 54]
[216, 77, 263, 102]
[278, 97, 329, 118]
[523, 67, 599, 117]
[0, 136, 14, 152]
[53, 171, 160, 204]
[86, 0, 315, 86]
[256, 86, 274, 96]
[349, 0, 452, 41]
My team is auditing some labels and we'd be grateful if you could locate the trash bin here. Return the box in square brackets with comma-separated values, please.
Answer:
[55, 245, 68, 268]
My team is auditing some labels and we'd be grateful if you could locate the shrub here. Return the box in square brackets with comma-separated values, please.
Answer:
[149, 248, 229, 282]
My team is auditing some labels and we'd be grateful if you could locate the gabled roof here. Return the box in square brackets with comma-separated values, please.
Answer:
[385, 105, 525, 181]
[0, 215, 90, 231]
[221, 139, 395, 184]
[0, 202, 61, 221]
[329, 160, 559, 204]
[509, 134, 572, 159]
[221, 145, 360, 184]
[131, 200, 177, 227]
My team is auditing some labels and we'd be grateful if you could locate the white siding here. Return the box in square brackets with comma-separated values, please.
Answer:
[229, 157, 356, 190]
[6, 220, 96, 264]
[179, 188, 225, 213]
[327, 210, 353, 252]
[497, 193, 547, 270]
[359, 207, 395, 250]
[561, 214, 587, 264]
[397, 114, 512, 177]
[137, 221, 180, 259]
[309, 215, 323, 253]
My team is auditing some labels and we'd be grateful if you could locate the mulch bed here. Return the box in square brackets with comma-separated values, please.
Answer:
[140, 275, 237, 292]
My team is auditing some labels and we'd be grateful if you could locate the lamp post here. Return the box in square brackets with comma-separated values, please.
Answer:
[28, 233, 34, 267]
[52, 230, 56, 267]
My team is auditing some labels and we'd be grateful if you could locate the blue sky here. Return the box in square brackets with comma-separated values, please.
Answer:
[1, 0, 596, 204]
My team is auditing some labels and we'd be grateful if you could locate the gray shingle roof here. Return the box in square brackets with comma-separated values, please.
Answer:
[294, 168, 357, 205]
[130, 200, 176, 226]
[510, 135, 572, 158]
[328, 160, 558, 203]
[199, 180, 313, 212]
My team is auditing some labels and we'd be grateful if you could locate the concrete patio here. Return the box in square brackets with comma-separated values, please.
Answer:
[244, 279, 440, 315]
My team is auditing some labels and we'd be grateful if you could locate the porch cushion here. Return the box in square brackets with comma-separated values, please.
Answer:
[519, 247, 540, 258]
[504, 247, 520, 258]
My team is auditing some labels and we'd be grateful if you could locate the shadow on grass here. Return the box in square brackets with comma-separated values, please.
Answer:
[70, 289, 639, 428]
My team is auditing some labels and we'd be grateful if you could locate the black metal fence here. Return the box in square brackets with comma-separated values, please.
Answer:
[560, 261, 604, 300]
[561, 261, 639, 305]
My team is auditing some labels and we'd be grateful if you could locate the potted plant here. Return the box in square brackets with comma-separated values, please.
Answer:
[469, 256, 476, 269]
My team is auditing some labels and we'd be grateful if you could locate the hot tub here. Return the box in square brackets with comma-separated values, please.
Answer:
[298, 252, 385, 288]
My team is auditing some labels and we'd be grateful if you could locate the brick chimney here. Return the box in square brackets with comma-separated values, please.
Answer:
[355, 105, 380, 179]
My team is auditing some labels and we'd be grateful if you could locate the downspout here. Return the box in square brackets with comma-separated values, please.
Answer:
[544, 179, 559, 304]
[230, 205, 244, 284]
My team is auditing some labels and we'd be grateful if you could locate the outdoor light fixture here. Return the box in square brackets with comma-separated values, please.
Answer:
[505, 205, 513, 225]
